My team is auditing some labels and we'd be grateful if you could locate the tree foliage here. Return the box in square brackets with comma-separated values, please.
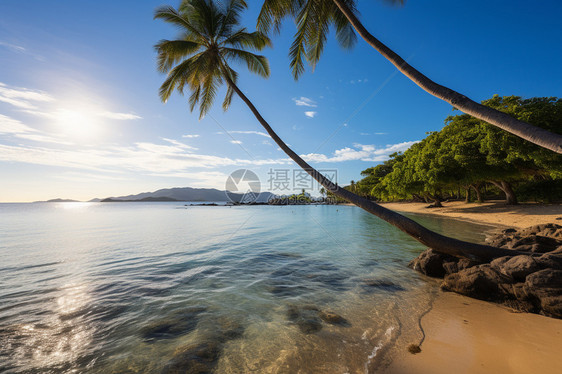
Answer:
[356, 96, 562, 203]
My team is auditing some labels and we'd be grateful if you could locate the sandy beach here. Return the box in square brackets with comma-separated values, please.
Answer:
[377, 201, 562, 374]
[380, 200, 562, 229]
[382, 292, 562, 374]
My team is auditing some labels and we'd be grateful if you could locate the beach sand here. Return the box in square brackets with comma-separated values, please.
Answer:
[380, 200, 562, 229]
[375, 201, 562, 374]
[382, 292, 562, 374]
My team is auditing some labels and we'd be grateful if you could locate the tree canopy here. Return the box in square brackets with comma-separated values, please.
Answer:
[355, 96, 562, 204]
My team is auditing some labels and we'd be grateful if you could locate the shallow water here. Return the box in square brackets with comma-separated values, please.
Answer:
[0, 202, 494, 373]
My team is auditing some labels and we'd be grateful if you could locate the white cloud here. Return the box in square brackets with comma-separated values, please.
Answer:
[182, 134, 200, 138]
[161, 137, 198, 150]
[100, 112, 142, 120]
[0, 114, 37, 134]
[0, 114, 73, 145]
[15, 133, 73, 145]
[230, 140, 243, 144]
[301, 141, 418, 163]
[292, 97, 317, 107]
[0, 139, 293, 175]
[0, 82, 54, 109]
[304, 111, 317, 118]
[0, 42, 44, 61]
[0, 41, 26, 52]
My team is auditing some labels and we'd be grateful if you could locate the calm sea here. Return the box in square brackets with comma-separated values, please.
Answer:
[0, 202, 493, 373]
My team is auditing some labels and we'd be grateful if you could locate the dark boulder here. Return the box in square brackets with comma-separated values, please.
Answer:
[410, 224, 562, 319]
[496, 255, 539, 281]
[408, 249, 456, 278]
[442, 264, 514, 301]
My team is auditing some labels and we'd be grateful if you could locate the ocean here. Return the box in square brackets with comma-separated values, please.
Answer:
[0, 202, 493, 373]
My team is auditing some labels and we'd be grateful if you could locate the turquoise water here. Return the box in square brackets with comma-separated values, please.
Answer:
[0, 203, 493, 373]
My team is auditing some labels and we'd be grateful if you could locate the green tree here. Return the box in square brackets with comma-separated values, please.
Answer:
[372, 96, 562, 205]
[257, 0, 562, 153]
[155, 0, 519, 261]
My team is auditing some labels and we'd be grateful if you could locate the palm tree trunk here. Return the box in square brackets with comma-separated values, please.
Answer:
[332, 0, 562, 154]
[225, 77, 524, 262]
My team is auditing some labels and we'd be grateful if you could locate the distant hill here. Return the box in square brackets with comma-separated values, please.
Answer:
[101, 187, 274, 203]
[34, 198, 79, 203]
[101, 196, 179, 202]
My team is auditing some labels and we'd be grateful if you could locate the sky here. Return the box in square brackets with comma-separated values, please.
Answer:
[0, 0, 561, 202]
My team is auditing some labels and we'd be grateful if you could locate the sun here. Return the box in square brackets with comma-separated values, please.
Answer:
[55, 107, 101, 141]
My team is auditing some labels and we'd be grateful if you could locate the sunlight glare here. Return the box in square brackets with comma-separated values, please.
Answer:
[55, 107, 101, 140]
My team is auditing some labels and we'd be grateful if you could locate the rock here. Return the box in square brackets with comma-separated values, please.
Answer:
[407, 344, 421, 354]
[525, 269, 562, 289]
[535, 254, 562, 270]
[162, 341, 221, 374]
[509, 235, 562, 253]
[360, 278, 405, 292]
[442, 265, 514, 301]
[490, 256, 511, 270]
[296, 309, 323, 334]
[496, 255, 539, 281]
[141, 306, 206, 342]
[409, 249, 456, 278]
[286, 304, 350, 333]
[319, 311, 349, 325]
[538, 296, 562, 318]
[410, 224, 562, 319]
[523, 269, 562, 318]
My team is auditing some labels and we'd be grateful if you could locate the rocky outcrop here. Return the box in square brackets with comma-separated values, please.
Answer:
[410, 224, 562, 319]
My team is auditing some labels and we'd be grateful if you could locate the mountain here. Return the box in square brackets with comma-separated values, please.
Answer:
[102, 187, 274, 203]
[34, 198, 79, 203]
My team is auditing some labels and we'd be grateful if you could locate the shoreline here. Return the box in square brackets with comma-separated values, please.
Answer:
[374, 201, 562, 374]
[382, 292, 562, 374]
[379, 200, 562, 229]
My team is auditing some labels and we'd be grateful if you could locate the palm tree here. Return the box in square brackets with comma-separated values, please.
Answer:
[155, 0, 522, 262]
[257, 0, 562, 154]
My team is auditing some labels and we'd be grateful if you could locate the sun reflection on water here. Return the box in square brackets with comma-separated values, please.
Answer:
[2, 283, 95, 371]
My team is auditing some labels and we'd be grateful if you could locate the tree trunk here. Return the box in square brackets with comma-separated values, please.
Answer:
[332, 0, 562, 154]
[226, 77, 524, 262]
[489, 181, 518, 205]
[465, 187, 471, 203]
[470, 183, 484, 203]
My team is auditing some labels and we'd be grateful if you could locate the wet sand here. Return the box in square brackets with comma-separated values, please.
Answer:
[380, 201, 562, 229]
[382, 292, 562, 374]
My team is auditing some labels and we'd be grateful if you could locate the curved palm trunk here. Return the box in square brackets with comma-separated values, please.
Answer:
[332, 0, 562, 154]
[225, 77, 523, 262]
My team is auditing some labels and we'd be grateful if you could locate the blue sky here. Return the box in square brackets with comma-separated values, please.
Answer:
[0, 0, 560, 202]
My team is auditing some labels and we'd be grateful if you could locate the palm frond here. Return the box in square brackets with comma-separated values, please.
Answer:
[156, 1, 271, 118]
[288, 0, 315, 79]
[223, 30, 271, 51]
[218, 0, 247, 38]
[331, 0, 357, 49]
[154, 5, 203, 38]
[305, 2, 330, 70]
[199, 73, 221, 119]
[257, 0, 299, 35]
[154, 39, 202, 73]
[222, 48, 270, 78]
